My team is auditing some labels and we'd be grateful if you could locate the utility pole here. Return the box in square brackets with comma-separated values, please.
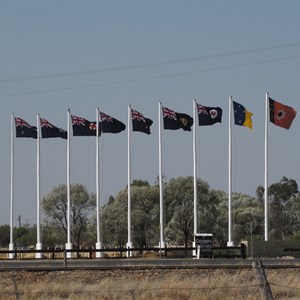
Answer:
[17, 215, 21, 228]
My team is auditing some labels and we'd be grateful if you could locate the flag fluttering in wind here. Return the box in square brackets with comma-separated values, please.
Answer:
[197, 103, 222, 126]
[162, 106, 193, 131]
[131, 108, 153, 134]
[40, 118, 67, 139]
[71, 114, 98, 136]
[233, 101, 253, 131]
[100, 112, 126, 133]
[15, 117, 37, 138]
[269, 98, 297, 129]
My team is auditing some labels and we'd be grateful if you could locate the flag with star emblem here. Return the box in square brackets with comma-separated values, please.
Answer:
[100, 112, 126, 133]
[233, 101, 253, 131]
[131, 108, 153, 134]
[162, 106, 193, 131]
[15, 117, 37, 138]
[40, 118, 67, 139]
[269, 98, 297, 129]
[71, 114, 99, 136]
[197, 103, 222, 126]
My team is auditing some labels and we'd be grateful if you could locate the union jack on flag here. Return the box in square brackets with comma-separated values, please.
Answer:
[100, 112, 113, 122]
[131, 109, 146, 122]
[71, 115, 87, 126]
[40, 118, 54, 128]
[162, 106, 177, 120]
[197, 104, 209, 115]
[15, 117, 31, 128]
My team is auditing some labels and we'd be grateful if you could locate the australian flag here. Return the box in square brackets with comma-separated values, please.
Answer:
[100, 112, 126, 133]
[15, 117, 37, 138]
[197, 103, 222, 126]
[40, 118, 67, 139]
[131, 108, 153, 135]
[71, 114, 99, 136]
[162, 106, 193, 131]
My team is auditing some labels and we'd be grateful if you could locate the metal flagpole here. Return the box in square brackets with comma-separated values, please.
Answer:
[264, 92, 269, 241]
[158, 102, 165, 249]
[227, 97, 233, 246]
[95, 107, 102, 258]
[66, 109, 72, 257]
[126, 105, 133, 257]
[9, 114, 15, 259]
[192, 99, 198, 256]
[36, 114, 42, 258]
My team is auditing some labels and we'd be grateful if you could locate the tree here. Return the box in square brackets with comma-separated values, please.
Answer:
[164, 177, 225, 247]
[101, 184, 160, 248]
[232, 193, 264, 242]
[42, 184, 96, 247]
[0, 225, 10, 247]
[101, 197, 127, 248]
[269, 177, 299, 240]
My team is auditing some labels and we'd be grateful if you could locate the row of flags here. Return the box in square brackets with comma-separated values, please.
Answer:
[14, 97, 297, 140]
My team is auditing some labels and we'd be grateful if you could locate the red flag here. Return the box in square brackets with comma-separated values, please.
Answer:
[269, 98, 297, 129]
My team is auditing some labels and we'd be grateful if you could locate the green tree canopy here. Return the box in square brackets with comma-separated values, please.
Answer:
[42, 184, 96, 247]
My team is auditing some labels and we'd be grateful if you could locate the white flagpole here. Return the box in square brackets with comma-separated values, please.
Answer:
[95, 107, 102, 258]
[193, 99, 198, 256]
[227, 97, 233, 246]
[127, 105, 133, 257]
[36, 114, 42, 258]
[264, 92, 269, 241]
[66, 109, 72, 257]
[158, 102, 165, 249]
[9, 114, 15, 258]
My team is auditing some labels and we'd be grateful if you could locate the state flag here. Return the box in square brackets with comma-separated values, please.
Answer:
[40, 118, 67, 139]
[269, 98, 297, 129]
[100, 112, 126, 133]
[197, 103, 222, 126]
[15, 117, 37, 139]
[162, 106, 193, 131]
[131, 109, 153, 135]
[233, 101, 253, 131]
[71, 115, 99, 136]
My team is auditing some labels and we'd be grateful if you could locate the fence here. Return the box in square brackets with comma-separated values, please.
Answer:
[0, 244, 246, 260]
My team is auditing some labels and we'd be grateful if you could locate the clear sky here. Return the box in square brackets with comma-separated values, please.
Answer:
[1, 0, 300, 227]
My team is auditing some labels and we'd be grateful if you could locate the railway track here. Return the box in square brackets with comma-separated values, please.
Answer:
[0, 258, 299, 272]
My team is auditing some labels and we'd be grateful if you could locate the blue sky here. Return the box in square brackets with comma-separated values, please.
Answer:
[1, 0, 300, 226]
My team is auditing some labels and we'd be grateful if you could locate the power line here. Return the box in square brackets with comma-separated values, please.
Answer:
[1, 54, 300, 98]
[1, 42, 300, 84]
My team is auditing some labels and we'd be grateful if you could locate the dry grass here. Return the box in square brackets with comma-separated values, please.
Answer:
[0, 268, 300, 299]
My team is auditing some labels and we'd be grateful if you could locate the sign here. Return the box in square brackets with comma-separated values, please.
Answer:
[195, 233, 213, 258]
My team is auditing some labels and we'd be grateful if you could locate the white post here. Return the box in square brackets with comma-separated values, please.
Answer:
[192, 99, 198, 256]
[126, 105, 133, 257]
[95, 108, 102, 258]
[264, 93, 269, 241]
[9, 114, 15, 259]
[36, 114, 42, 258]
[158, 102, 165, 249]
[66, 109, 72, 257]
[227, 97, 233, 246]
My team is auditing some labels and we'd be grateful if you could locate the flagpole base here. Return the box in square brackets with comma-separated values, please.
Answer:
[9, 243, 14, 259]
[95, 242, 103, 258]
[192, 241, 197, 257]
[35, 243, 43, 259]
[126, 242, 133, 258]
[227, 241, 234, 247]
[65, 242, 73, 258]
[159, 241, 165, 255]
